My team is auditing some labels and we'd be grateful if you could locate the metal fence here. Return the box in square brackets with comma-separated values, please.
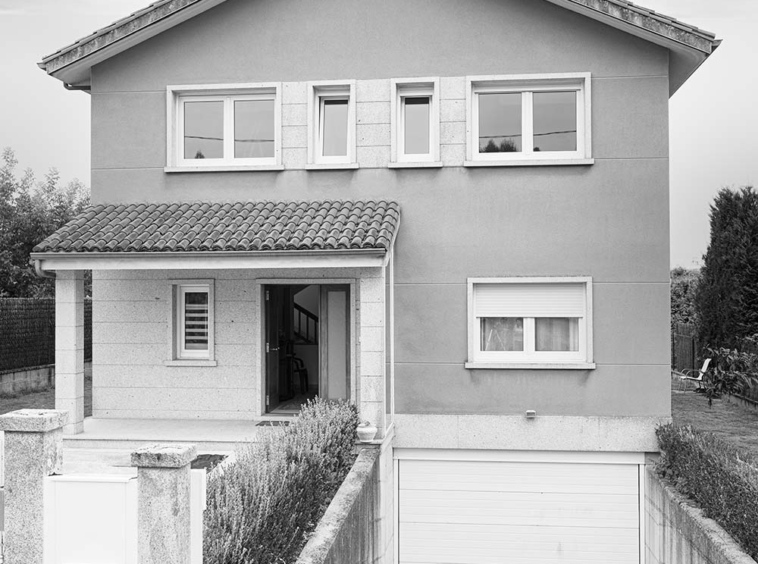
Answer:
[672, 322, 697, 374]
[0, 298, 92, 373]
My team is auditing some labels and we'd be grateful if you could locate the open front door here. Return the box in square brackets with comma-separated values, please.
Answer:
[264, 286, 283, 412]
[320, 285, 350, 401]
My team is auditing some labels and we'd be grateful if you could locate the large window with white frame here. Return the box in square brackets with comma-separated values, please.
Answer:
[467, 73, 592, 165]
[467, 278, 594, 368]
[308, 81, 356, 167]
[171, 281, 215, 362]
[167, 84, 281, 170]
[391, 79, 440, 165]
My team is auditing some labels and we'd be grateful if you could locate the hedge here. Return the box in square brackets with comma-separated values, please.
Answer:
[656, 423, 758, 559]
[204, 398, 359, 564]
[0, 298, 92, 372]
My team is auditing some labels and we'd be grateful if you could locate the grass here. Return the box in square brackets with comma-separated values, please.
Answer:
[0, 365, 93, 417]
[671, 372, 758, 457]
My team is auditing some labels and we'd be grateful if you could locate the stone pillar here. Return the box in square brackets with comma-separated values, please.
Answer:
[55, 270, 85, 434]
[358, 268, 387, 437]
[132, 444, 197, 564]
[0, 409, 68, 564]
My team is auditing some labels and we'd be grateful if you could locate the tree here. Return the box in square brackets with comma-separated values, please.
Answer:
[0, 147, 90, 298]
[670, 266, 700, 329]
[695, 186, 758, 350]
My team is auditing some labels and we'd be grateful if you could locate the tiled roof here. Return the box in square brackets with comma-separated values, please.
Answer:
[33, 201, 400, 254]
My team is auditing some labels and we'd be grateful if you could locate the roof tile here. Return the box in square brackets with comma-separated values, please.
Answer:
[33, 200, 400, 255]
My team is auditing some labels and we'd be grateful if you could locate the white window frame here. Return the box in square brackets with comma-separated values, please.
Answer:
[465, 73, 593, 167]
[390, 78, 440, 166]
[307, 80, 357, 169]
[166, 280, 216, 367]
[465, 277, 595, 370]
[166, 83, 282, 172]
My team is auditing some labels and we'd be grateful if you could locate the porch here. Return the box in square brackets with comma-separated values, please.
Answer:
[30, 200, 399, 442]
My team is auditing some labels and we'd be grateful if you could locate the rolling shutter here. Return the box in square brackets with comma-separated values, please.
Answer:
[474, 283, 585, 318]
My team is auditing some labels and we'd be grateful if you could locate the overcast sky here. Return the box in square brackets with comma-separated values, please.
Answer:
[1, 0, 756, 268]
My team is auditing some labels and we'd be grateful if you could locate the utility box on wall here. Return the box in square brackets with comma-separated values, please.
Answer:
[44, 474, 138, 564]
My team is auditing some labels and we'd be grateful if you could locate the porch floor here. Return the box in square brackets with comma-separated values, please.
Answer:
[62, 416, 284, 453]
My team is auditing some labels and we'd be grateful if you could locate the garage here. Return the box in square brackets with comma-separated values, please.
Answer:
[397, 450, 643, 564]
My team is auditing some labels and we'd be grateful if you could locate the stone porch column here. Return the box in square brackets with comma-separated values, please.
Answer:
[132, 444, 197, 564]
[0, 409, 68, 564]
[358, 268, 387, 437]
[55, 270, 84, 434]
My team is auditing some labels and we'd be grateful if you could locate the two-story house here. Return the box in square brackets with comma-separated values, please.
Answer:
[34, 0, 718, 562]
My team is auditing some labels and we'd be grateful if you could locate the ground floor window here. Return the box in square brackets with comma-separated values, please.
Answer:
[171, 280, 215, 362]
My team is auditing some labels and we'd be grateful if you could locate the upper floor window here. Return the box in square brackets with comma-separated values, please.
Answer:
[167, 83, 281, 171]
[466, 277, 595, 369]
[391, 78, 440, 166]
[466, 73, 592, 166]
[308, 81, 357, 168]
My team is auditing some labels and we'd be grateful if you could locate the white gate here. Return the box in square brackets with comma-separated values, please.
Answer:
[43, 469, 206, 564]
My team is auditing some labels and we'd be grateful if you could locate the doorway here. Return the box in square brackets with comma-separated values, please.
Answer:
[264, 284, 350, 415]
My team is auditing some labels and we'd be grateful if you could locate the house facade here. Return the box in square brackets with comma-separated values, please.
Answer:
[34, 1, 718, 562]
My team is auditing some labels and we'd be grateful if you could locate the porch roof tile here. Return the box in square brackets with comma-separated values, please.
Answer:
[33, 200, 400, 254]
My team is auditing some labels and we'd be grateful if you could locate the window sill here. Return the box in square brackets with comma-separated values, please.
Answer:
[164, 165, 284, 173]
[388, 161, 443, 169]
[164, 359, 218, 367]
[464, 158, 594, 168]
[464, 361, 596, 370]
[305, 163, 360, 171]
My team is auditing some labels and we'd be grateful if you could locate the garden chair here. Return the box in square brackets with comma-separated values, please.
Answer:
[679, 358, 711, 391]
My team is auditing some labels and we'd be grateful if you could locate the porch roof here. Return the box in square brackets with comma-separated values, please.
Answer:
[31, 200, 400, 271]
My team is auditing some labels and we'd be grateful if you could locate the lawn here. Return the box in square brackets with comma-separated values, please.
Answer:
[671, 372, 758, 457]
[0, 366, 92, 417]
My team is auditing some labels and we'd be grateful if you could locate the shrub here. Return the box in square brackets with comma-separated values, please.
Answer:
[204, 398, 359, 564]
[656, 423, 758, 559]
[701, 345, 758, 405]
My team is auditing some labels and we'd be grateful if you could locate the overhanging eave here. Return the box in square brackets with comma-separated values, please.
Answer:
[31, 249, 389, 272]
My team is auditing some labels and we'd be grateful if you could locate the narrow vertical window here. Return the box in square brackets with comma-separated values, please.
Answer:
[321, 98, 349, 157]
[178, 285, 210, 359]
[403, 97, 430, 155]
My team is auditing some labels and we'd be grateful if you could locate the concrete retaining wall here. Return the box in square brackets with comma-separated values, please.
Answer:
[645, 467, 757, 564]
[0, 365, 54, 396]
[296, 447, 380, 564]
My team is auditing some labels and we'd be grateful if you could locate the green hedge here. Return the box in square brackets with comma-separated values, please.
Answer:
[656, 423, 758, 559]
[204, 398, 359, 564]
[0, 298, 92, 372]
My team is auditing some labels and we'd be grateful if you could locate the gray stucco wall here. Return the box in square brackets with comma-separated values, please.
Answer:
[87, 0, 671, 420]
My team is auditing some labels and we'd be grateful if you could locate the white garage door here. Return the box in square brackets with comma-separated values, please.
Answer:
[398, 451, 641, 564]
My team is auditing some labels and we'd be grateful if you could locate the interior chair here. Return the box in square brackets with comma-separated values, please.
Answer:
[678, 358, 711, 392]
[290, 355, 309, 396]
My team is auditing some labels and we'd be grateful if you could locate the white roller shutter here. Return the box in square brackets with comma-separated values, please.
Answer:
[474, 283, 586, 318]
[398, 455, 640, 564]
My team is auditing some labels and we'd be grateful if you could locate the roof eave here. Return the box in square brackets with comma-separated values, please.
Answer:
[31, 248, 390, 272]
[39, 0, 228, 87]
[544, 0, 719, 96]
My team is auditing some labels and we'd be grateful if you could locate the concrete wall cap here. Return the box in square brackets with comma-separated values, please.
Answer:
[0, 409, 69, 432]
[131, 443, 197, 468]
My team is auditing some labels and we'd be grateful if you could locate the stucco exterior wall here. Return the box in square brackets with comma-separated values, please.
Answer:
[86, 0, 671, 431]
[92, 266, 385, 422]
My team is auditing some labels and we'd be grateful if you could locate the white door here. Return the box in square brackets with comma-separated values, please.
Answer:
[398, 452, 641, 564]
